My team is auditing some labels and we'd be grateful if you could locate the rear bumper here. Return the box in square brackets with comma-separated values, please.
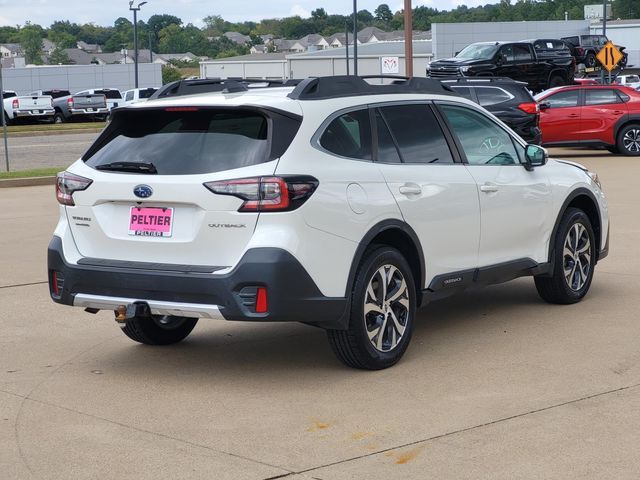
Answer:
[14, 109, 55, 118]
[69, 108, 109, 115]
[47, 236, 348, 329]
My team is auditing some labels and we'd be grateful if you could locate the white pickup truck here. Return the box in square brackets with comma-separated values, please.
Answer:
[122, 87, 158, 106]
[2, 91, 55, 124]
[614, 75, 640, 91]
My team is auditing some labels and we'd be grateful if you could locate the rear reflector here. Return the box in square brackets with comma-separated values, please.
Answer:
[255, 287, 268, 313]
[52, 271, 64, 298]
[518, 102, 540, 114]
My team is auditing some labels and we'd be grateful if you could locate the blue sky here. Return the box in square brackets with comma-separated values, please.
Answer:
[0, 0, 490, 28]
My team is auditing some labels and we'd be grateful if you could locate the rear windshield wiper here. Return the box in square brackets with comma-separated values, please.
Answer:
[95, 162, 158, 174]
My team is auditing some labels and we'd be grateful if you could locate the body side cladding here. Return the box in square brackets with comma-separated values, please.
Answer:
[422, 258, 550, 303]
[348, 219, 426, 305]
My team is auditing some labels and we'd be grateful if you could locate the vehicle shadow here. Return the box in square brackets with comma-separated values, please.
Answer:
[96, 278, 551, 379]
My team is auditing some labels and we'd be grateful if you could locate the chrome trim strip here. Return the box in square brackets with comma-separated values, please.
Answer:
[73, 293, 225, 320]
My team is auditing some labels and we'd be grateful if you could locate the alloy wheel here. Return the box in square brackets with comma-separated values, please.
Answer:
[622, 128, 640, 153]
[563, 223, 592, 291]
[363, 265, 410, 352]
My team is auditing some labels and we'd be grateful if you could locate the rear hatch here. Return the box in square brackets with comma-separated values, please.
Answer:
[14, 95, 53, 113]
[65, 106, 300, 268]
[72, 94, 107, 111]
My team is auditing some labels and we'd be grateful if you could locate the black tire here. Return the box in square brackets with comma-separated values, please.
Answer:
[53, 112, 65, 124]
[584, 52, 596, 68]
[535, 208, 596, 304]
[3, 113, 12, 126]
[606, 146, 620, 154]
[616, 123, 640, 156]
[327, 246, 417, 370]
[121, 315, 198, 345]
[548, 75, 565, 88]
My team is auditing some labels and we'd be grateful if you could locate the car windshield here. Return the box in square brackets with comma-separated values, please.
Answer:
[456, 44, 499, 60]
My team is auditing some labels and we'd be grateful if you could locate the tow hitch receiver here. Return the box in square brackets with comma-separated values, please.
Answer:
[114, 302, 151, 323]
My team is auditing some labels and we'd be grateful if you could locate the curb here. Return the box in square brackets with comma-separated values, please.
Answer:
[0, 176, 56, 188]
[6, 128, 103, 138]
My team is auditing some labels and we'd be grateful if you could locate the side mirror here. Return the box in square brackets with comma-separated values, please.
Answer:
[524, 144, 548, 171]
[539, 102, 550, 111]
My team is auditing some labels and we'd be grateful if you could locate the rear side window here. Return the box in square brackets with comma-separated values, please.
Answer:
[374, 109, 402, 164]
[545, 90, 579, 108]
[379, 104, 454, 164]
[513, 45, 533, 61]
[585, 89, 623, 106]
[319, 109, 372, 160]
[125, 91, 134, 101]
[98, 90, 122, 99]
[475, 87, 513, 106]
[450, 86, 474, 101]
[563, 36, 579, 46]
[139, 88, 157, 99]
[84, 109, 274, 175]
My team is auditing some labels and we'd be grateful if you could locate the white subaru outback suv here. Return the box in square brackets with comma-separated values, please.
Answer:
[48, 76, 609, 370]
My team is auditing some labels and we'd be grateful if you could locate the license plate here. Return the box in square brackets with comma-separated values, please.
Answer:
[128, 207, 174, 237]
[87, 108, 94, 112]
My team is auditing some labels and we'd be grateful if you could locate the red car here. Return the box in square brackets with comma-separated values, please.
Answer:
[535, 85, 640, 155]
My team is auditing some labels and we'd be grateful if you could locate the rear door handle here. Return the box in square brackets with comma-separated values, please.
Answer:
[399, 184, 422, 195]
[567, 114, 579, 118]
[480, 183, 499, 193]
[613, 110, 624, 115]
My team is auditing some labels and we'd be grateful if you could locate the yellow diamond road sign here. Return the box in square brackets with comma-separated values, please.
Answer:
[596, 41, 623, 72]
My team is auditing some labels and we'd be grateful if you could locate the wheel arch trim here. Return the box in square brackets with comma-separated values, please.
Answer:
[548, 187, 604, 269]
[346, 219, 426, 298]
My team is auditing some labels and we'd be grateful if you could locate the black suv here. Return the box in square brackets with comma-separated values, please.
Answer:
[561, 35, 628, 69]
[441, 77, 542, 145]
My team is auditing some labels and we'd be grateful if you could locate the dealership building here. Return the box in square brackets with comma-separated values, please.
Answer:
[201, 19, 639, 80]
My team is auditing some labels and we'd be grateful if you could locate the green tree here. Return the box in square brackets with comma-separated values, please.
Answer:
[148, 14, 182, 44]
[49, 30, 77, 49]
[20, 25, 44, 64]
[374, 4, 394, 26]
[162, 64, 182, 84]
[48, 47, 73, 65]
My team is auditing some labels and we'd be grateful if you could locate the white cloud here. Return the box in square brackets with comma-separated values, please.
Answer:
[289, 4, 311, 18]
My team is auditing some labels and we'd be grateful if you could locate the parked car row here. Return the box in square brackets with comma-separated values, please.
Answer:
[1, 87, 157, 125]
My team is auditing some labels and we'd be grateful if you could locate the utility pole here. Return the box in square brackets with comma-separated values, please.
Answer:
[0, 62, 9, 172]
[149, 32, 153, 63]
[345, 23, 350, 76]
[601, 0, 607, 84]
[404, 0, 414, 77]
[129, 1, 148, 88]
[353, 0, 358, 76]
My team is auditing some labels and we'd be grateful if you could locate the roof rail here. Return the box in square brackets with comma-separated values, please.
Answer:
[287, 75, 455, 100]
[150, 78, 302, 100]
[438, 77, 527, 85]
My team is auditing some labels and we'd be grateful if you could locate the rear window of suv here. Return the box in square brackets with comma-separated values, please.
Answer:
[84, 108, 274, 175]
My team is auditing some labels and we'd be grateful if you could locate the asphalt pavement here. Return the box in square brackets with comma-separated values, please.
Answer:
[1, 148, 639, 479]
[0, 133, 98, 171]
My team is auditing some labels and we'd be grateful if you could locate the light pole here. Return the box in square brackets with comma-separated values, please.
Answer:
[129, 1, 148, 88]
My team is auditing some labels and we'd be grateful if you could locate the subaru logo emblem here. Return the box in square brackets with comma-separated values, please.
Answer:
[133, 185, 153, 198]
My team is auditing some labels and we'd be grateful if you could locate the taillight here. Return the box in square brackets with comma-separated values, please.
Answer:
[56, 171, 93, 206]
[518, 102, 539, 114]
[12, 99, 18, 109]
[67, 97, 74, 108]
[204, 176, 318, 212]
